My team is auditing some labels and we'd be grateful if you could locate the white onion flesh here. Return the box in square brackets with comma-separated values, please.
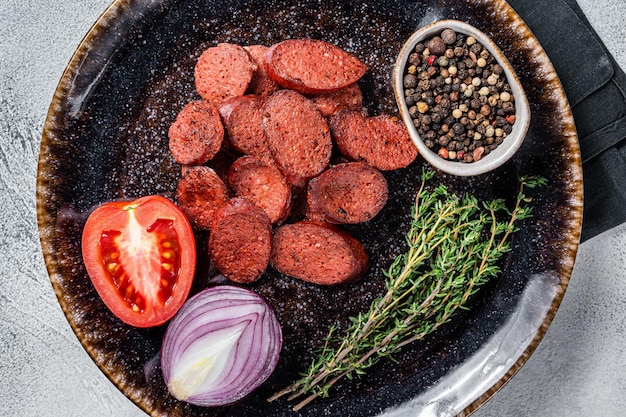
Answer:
[161, 286, 282, 406]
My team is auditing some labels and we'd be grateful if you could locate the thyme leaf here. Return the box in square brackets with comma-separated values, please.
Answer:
[268, 169, 546, 410]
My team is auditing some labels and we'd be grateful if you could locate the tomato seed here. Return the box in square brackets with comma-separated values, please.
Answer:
[125, 284, 135, 298]
[134, 296, 146, 312]
[106, 262, 118, 273]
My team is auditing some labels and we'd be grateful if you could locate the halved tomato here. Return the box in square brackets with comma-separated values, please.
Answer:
[81, 195, 196, 328]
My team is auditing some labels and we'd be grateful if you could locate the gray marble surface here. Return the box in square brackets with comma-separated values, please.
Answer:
[1, 1, 625, 416]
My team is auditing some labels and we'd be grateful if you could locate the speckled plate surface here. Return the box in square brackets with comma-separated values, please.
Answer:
[36, 0, 583, 416]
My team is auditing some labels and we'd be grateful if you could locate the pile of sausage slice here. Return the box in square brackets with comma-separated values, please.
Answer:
[168, 39, 418, 286]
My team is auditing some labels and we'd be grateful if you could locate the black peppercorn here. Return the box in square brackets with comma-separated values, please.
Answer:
[470, 43, 482, 55]
[424, 130, 436, 140]
[408, 52, 421, 66]
[452, 122, 465, 134]
[502, 102, 515, 113]
[441, 28, 457, 45]
[404, 74, 418, 89]
[427, 36, 446, 55]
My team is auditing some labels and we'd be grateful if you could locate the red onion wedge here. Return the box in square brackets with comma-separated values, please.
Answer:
[161, 286, 282, 406]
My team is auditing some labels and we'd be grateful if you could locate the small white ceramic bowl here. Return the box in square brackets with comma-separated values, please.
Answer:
[394, 20, 530, 176]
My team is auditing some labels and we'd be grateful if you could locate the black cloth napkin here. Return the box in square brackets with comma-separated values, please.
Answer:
[507, 0, 626, 242]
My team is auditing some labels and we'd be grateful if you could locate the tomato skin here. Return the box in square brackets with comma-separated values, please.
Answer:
[81, 195, 196, 328]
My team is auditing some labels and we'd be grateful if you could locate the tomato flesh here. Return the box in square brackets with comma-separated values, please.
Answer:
[100, 218, 180, 313]
[82, 196, 196, 328]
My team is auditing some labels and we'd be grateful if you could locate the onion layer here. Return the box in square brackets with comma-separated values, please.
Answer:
[161, 285, 282, 406]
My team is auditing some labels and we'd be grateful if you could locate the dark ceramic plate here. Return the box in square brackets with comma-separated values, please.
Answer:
[36, 0, 583, 416]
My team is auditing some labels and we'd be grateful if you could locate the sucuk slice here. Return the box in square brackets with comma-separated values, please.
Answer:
[168, 100, 224, 165]
[270, 221, 369, 285]
[307, 162, 388, 224]
[262, 89, 332, 187]
[264, 39, 368, 94]
[244, 44, 280, 96]
[175, 166, 230, 230]
[309, 83, 363, 117]
[218, 95, 274, 165]
[330, 109, 418, 171]
[209, 198, 272, 284]
[228, 156, 292, 224]
[194, 43, 257, 106]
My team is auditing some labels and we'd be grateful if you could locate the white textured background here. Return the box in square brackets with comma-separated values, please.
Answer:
[1, 1, 625, 416]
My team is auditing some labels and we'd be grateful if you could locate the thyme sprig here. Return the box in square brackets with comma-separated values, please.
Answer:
[269, 169, 546, 410]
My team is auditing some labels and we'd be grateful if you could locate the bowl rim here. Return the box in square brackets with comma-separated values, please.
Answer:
[394, 19, 531, 176]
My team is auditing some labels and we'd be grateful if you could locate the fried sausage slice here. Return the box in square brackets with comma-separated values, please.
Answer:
[218, 95, 274, 165]
[307, 162, 388, 224]
[330, 109, 418, 171]
[228, 156, 292, 224]
[175, 166, 230, 230]
[244, 44, 280, 96]
[209, 197, 272, 284]
[262, 90, 332, 187]
[168, 100, 224, 165]
[271, 221, 368, 285]
[194, 43, 257, 106]
[264, 39, 367, 94]
[309, 83, 363, 117]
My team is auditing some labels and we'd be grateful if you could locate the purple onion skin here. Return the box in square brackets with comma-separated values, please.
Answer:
[161, 285, 282, 407]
